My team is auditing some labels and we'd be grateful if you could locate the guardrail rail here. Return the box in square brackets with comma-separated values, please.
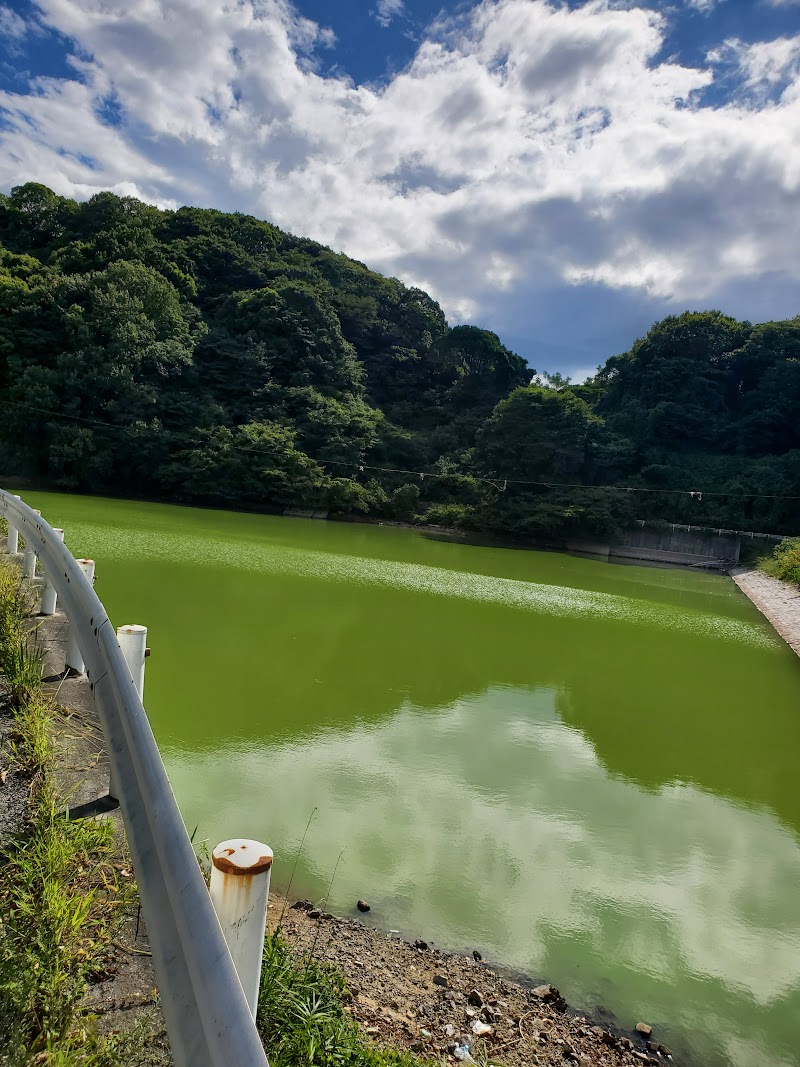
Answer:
[0, 488, 269, 1067]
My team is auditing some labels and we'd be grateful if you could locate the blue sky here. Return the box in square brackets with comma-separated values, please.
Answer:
[1, 0, 799, 377]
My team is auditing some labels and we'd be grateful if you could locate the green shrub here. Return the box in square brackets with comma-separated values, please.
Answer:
[423, 503, 469, 527]
[771, 537, 800, 587]
[389, 484, 421, 523]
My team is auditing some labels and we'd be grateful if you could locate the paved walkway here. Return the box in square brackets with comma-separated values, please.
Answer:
[731, 567, 800, 658]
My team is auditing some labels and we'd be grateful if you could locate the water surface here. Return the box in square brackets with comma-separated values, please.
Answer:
[26, 491, 800, 1067]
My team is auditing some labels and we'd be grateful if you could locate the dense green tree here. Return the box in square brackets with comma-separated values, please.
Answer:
[0, 185, 797, 535]
[468, 386, 624, 537]
[598, 311, 750, 448]
[474, 386, 599, 482]
[161, 422, 324, 507]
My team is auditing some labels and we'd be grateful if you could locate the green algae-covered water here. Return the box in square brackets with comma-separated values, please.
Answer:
[25, 491, 800, 1067]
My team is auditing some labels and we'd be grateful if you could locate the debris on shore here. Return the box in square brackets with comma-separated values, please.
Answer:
[276, 898, 673, 1066]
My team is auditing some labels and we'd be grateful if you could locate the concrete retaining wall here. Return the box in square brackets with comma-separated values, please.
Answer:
[616, 525, 740, 563]
[564, 525, 741, 567]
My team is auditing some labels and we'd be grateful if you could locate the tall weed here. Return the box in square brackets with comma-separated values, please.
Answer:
[257, 932, 428, 1067]
[760, 537, 800, 588]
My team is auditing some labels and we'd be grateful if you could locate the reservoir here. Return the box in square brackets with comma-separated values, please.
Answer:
[26, 490, 800, 1067]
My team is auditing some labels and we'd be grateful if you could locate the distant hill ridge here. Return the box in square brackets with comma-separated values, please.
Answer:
[0, 182, 798, 535]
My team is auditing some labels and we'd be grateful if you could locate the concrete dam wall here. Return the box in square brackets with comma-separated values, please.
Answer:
[567, 524, 743, 567]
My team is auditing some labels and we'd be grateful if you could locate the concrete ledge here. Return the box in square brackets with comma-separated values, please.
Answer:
[731, 567, 800, 658]
[609, 546, 723, 566]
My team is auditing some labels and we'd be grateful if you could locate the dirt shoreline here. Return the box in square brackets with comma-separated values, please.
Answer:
[268, 895, 673, 1067]
[731, 566, 800, 658]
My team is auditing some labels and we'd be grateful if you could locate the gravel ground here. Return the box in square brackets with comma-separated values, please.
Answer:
[0, 686, 31, 848]
[731, 566, 800, 657]
[270, 898, 674, 1067]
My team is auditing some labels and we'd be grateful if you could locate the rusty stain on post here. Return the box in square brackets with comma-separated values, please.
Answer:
[209, 838, 273, 1018]
[212, 842, 273, 877]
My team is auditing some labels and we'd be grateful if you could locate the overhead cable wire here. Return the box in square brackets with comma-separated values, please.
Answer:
[3, 396, 800, 502]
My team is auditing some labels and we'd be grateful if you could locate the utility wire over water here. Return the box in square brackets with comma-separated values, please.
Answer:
[4, 399, 800, 503]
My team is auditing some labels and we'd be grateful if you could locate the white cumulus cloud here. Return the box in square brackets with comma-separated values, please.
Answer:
[374, 0, 405, 28]
[711, 33, 800, 99]
[0, 0, 798, 359]
[0, 4, 27, 38]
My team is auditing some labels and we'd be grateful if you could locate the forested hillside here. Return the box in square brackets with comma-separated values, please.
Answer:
[1, 183, 798, 536]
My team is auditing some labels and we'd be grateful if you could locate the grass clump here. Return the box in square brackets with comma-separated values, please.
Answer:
[758, 537, 800, 588]
[0, 564, 42, 710]
[0, 787, 124, 1065]
[258, 932, 430, 1067]
[0, 559, 131, 1066]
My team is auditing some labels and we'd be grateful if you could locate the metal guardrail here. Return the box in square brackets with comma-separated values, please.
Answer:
[0, 489, 269, 1067]
[633, 518, 786, 541]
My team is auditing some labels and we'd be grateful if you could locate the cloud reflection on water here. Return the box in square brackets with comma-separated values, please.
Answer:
[167, 685, 800, 1067]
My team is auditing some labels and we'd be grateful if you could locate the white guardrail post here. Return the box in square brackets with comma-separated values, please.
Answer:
[39, 527, 65, 615]
[210, 840, 273, 1018]
[65, 559, 96, 675]
[6, 494, 20, 554]
[117, 624, 148, 700]
[0, 489, 270, 1067]
[22, 509, 40, 579]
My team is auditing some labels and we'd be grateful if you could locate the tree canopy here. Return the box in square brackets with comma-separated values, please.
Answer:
[0, 183, 798, 537]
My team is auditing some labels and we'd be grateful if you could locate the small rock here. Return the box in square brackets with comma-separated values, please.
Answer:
[531, 984, 567, 1012]
[291, 898, 313, 910]
[467, 989, 484, 1007]
[433, 975, 449, 988]
[414, 939, 429, 950]
[357, 900, 371, 912]
[471, 1020, 492, 1037]
[600, 1031, 617, 1047]
[308, 909, 322, 919]
[366, 1026, 380, 1036]
[464, 1007, 477, 1018]
[636, 1023, 653, 1037]
[472, 950, 482, 961]
[420, 1029, 432, 1038]
[444, 1024, 456, 1038]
